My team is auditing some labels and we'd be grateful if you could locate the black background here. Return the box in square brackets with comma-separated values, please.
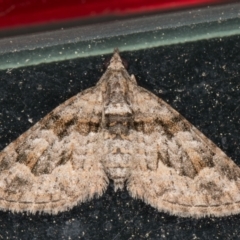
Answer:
[0, 35, 240, 239]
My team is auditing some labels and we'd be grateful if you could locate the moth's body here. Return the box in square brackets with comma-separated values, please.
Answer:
[101, 66, 135, 190]
[0, 50, 240, 217]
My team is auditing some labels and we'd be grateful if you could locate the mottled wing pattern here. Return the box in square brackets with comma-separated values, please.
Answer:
[1, 50, 240, 218]
[127, 84, 240, 217]
[0, 86, 108, 214]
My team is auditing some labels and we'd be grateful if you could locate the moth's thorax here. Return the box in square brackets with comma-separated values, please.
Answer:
[103, 72, 133, 136]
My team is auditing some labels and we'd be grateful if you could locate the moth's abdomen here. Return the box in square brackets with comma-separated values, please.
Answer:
[105, 154, 131, 191]
[102, 138, 132, 190]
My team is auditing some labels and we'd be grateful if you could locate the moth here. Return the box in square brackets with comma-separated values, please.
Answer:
[0, 50, 239, 218]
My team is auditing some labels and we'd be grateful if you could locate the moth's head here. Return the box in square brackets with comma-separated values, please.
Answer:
[98, 49, 137, 88]
[107, 49, 125, 71]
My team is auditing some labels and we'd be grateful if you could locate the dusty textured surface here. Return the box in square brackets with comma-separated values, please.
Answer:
[0, 34, 240, 240]
[0, 50, 240, 218]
